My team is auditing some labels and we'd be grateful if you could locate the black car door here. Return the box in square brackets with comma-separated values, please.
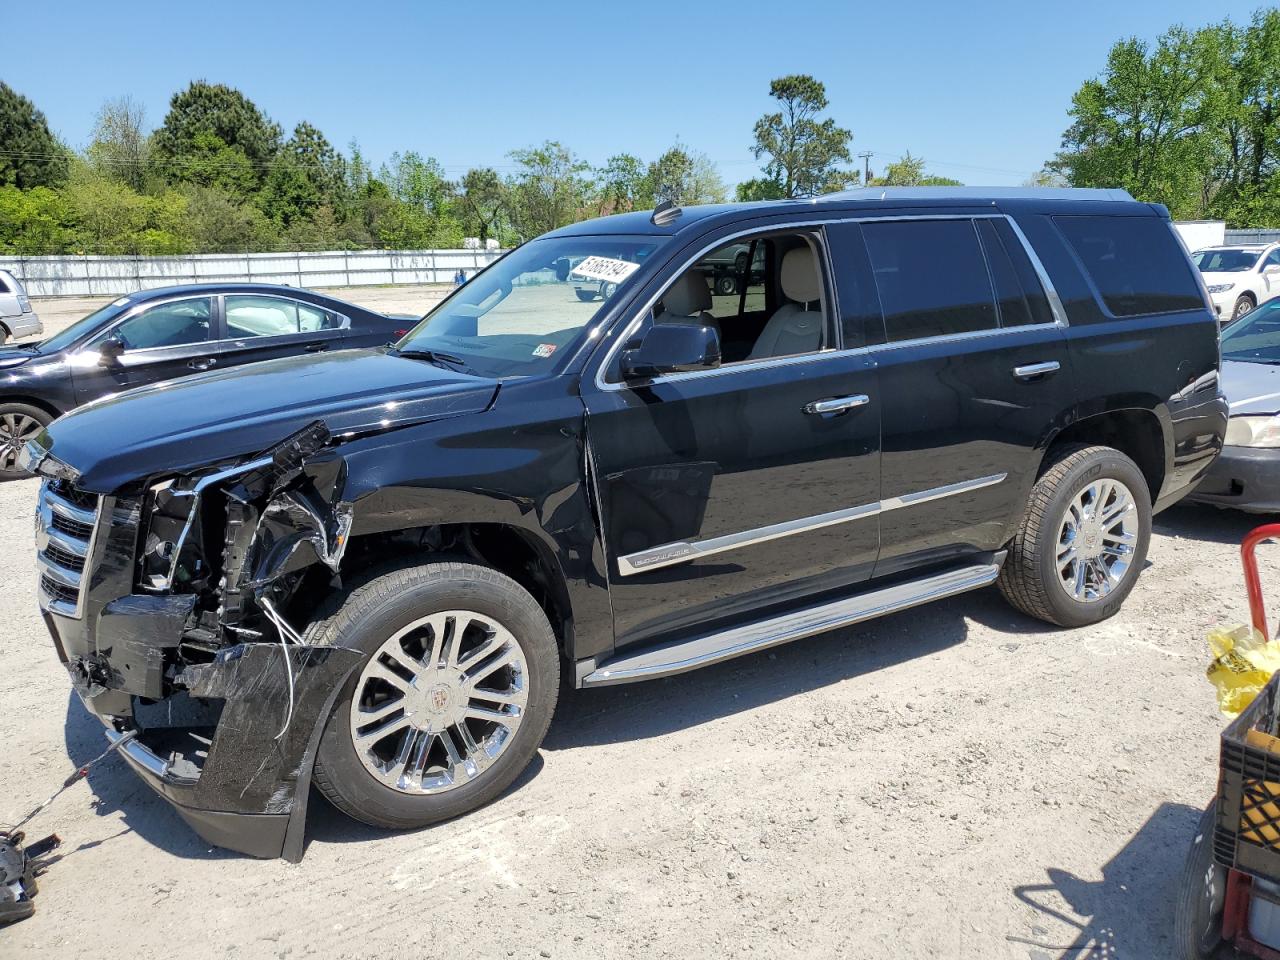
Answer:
[581, 223, 883, 653]
[217, 293, 349, 369]
[71, 295, 219, 403]
[839, 215, 1075, 578]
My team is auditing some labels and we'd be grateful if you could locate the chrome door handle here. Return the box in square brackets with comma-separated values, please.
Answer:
[1013, 361, 1060, 380]
[187, 358, 217, 371]
[804, 394, 870, 415]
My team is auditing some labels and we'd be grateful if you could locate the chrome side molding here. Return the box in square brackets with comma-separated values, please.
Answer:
[617, 472, 1006, 576]
[583, 560, 1003, 686]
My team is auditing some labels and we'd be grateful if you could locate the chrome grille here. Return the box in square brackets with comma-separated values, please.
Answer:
[36, 478, 101, 618]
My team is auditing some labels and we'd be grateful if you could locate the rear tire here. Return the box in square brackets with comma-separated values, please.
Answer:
[0, 402, 51, 477]
[1173, 801, 1226, 959]
[997, 444, 1151, 627]
[311, 560, 560, 829]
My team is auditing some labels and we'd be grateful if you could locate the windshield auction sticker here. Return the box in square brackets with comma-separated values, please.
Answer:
[572, 256, 640, 284]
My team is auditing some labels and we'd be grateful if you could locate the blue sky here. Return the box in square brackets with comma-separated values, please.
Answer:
[11, 0, 1261, 187]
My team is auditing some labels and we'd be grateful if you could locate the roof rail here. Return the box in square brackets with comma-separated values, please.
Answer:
[822, 186, 1136, 203]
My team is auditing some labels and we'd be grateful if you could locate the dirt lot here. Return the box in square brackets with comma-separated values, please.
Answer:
[0, 286, 1276, 958]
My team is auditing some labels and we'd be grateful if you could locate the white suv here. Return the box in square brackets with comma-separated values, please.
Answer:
[0, 269, 42, 343]
[1193, 243, 1280, 323]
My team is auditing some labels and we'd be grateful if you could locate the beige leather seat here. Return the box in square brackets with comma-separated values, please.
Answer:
[748, 245, 824, 360]
[657, 271, 719, 337]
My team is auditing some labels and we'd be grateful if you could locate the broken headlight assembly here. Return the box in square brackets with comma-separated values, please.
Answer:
[140, 477, 205, 592]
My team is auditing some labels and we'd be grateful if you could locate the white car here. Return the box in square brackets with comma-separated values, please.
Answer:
[1193, 243, 1280, 323]
[0, 269, 42, 343]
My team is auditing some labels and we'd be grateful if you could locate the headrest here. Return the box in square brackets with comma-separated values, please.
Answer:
[780, 246, 821, 304]
[662, 271, 712, 317]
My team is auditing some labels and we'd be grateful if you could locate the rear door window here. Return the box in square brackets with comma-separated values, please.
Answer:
[862, 219, 997, 342]
[976, 219, 1054, 328]
[1054, 215, 1203, 317]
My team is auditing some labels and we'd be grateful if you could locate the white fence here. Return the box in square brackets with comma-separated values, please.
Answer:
[0, 248, 506, 298]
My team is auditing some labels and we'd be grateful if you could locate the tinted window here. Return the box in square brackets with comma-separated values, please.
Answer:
[1266, 250, 1280, 269]
[863, 219, 996, 342]
[1055, 216, 1204, 317]
[826, 222, 881, 348]
[976, 219, 1054, 328]
[113, 298, 212, 350]
[0, 276, 9, 293]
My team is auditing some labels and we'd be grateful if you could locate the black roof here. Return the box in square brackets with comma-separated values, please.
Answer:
[120, 282, 358, 305]
[546, 187, 1159, 241]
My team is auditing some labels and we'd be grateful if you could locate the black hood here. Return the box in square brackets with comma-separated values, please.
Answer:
[42, 348, 499, 492]
[1222, 359, 1280, 417]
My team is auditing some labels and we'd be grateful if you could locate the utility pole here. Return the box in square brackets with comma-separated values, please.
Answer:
[858, 151, 873, 187]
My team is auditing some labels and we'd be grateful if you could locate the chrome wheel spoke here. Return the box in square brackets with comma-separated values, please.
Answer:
[355, 712, 411, 744]
[1055, 477, 1138, 605]
[349, 608, 530, 796]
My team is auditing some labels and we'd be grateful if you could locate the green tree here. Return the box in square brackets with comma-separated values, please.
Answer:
[871, 152, 963, 187]
[457, 167, 508, 242]
[152, 81, 282, 191]
[505, 141, 594, 240]
[87, 96, 152, 192]
[735, 177, 787, 201]
[0, 82, 68, 189]
[750, 74, 855, 198]
[1049, 26, 1222, 218]
[596, 153, 652, 213]
[0, 185, 75, 254]
[179, 184, 275, 252]
[259, 121, 347, 227]
[646, 145, 727, 205]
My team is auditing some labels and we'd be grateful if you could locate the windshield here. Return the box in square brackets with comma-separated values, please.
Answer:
[396, 235, 663, 377]
[1194, 249, 1261, 273]
[1221, 300, 1280, 364]
[36, 297, 133, 353]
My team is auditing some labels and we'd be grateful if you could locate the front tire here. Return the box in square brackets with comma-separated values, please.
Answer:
[311, 560, 560, 829]
[998, 444, 1151, 627]
[0, 402, 52, 477]
[1232, 294, 1256, 323]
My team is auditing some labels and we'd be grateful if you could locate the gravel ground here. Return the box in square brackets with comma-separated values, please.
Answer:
[1, 285, 1277, 958]
[0, 479, 1275, 958]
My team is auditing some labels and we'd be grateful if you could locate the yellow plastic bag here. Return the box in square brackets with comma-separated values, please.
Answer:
[1207, 624, 1280, 717]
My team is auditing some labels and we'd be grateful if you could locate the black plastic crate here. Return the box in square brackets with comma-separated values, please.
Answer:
[1215, 671, 1280, 881]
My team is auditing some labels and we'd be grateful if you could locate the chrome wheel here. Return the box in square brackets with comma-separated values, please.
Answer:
[0, 412, 42, 473]
[348, 610, 528, 795]
[1055, 478, 1138, 603]
[1234, 297, 1255, 321]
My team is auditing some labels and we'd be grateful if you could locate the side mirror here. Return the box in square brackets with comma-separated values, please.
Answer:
[98, 335, 125, 366]
[621, 323, 721, 380]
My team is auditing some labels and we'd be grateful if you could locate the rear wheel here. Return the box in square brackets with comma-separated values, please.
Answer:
[311, 560, 559, 829]
[0, 403, 51, 477]
[715, 274, 737, 295]
[1173, 801, 1226, 959]
[998, 444, 1151, 627]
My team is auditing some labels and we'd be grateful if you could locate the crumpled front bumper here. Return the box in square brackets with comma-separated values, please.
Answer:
[45, 602, 362, 860]
[1189, 445, 1280, 514]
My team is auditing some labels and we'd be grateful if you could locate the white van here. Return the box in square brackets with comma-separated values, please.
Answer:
[0, 269, 42, 342]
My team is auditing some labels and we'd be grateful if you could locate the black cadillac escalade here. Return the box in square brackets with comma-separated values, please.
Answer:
[24, 187, 1226, 859]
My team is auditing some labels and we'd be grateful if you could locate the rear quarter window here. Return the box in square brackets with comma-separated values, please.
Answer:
[1054, 215, 1204, 317]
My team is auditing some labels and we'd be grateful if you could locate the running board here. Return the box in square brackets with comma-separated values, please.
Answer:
[580, 560, 1003, 687]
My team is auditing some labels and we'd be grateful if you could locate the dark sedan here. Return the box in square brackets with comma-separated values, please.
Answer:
[1191, 298, 1280, 512]
[0, 283, 412, 475]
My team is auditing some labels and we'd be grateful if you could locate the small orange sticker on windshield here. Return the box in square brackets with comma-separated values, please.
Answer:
[533, 343, 557, 358]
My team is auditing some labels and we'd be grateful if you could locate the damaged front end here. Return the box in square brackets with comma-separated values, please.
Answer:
[29, 422, 363, 861]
